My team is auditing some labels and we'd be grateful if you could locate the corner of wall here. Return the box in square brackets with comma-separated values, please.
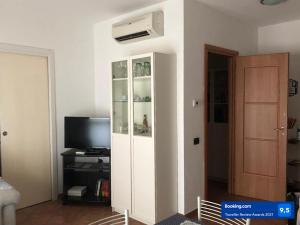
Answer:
[182, 0, 259, 214]
[93, 0, 186, 214]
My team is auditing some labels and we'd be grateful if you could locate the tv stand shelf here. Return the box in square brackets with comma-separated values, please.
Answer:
[61, 149, 111, 205]
[64, 162, 110, 173]
[61, 148, 110, 157]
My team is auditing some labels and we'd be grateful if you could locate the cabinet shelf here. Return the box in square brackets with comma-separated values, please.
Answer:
[113, 78, 128, 81]
[133, 133, 152, 137]
[113, 100, 128, 103]
[133, 101, 151, 103]
[133, 76, 151, 80]
[64, 162, 110, 173]
[113, 131, 128, 135]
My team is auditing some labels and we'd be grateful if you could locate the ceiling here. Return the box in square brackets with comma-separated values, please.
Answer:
[2, 0, 299, 27]
[76, 0, 166, 22]
[197, 0, 300, 26]
[0, 0, 166, 24]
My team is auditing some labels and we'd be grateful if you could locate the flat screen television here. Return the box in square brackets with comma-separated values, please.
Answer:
[64, 117, 111, 150]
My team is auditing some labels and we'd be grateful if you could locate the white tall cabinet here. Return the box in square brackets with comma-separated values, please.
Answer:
[111, 52, 177, 225]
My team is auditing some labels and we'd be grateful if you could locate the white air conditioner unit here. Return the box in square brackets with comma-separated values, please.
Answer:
[112, 11, 164, 43]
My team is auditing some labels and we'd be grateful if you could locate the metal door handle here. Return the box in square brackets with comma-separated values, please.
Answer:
[2, 131, 8, 136]
[273, 127, 285, 131]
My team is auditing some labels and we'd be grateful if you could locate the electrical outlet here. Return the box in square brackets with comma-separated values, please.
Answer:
[193, 99, 199, 108]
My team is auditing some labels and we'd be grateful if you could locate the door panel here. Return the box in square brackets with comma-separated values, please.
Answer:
[111, 134, 131, 213]
[244, 67, 279, 103]
[235, 53, 288, 201]
[244, 139, 277, 177]
[244, 104, 277, 140]
[132, 137, 155, 224]
[0, 52, 51, 208]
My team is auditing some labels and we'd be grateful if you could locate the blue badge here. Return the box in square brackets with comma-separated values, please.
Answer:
[277, 203, 292, 218]
[221, 201, 294, 219]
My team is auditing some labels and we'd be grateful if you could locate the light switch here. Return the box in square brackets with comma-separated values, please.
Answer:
[194, 137, 200, 145]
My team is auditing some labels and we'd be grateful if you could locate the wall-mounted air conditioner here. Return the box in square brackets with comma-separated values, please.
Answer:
[112, 11, 164, 43]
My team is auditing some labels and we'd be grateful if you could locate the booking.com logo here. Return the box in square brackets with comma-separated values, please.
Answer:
[224, 203, 252, 210]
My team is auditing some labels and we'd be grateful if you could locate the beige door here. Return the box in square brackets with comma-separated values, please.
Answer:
[235, 53, 288, 201]
[0, 52, 51, 208]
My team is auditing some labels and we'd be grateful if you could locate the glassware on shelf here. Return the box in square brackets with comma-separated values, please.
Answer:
[132, 57, 152, 137]
[112, 103, 128, 134]
[144, 96, 151, 102]
[134, 63, 143, 77]
[144, 62, 151, 76]
[118, 122, 128, 134]
[112, 60, 129, 134]
[121, 61, 127, 76]
[133, 94, 142, 102]
[133, 95, 151, 102]
[112, 61, 127, 79]
[112, 79, 128, 101]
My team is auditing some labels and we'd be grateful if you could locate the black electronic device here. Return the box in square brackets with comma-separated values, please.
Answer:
[64, 117, 111, 150]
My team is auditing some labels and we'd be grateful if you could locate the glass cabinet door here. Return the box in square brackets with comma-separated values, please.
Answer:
[132, 56, 152, 137]
[112, 60, 129, 134]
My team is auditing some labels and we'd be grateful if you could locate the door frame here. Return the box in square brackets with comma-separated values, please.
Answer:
[204, 44, 238, 199]
[0, 43, 58, 200]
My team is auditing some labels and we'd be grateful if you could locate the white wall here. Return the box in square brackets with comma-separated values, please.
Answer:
[95, 0, 259, 214]
[94, 0, 183, 115]
[258, 20, 300, 183]
[0, 0, 268, 209]
[183, 0, 258, 213]
[94, 0, 185, 213]
[0, 3, 96, 193]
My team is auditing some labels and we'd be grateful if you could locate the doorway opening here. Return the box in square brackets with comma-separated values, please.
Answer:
[204, 45, 238, 201]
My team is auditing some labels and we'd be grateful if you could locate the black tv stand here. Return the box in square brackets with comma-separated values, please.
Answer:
[84, 151, 103, 156]
[61, 149, 111, 205]
[85, 148, 110, 156]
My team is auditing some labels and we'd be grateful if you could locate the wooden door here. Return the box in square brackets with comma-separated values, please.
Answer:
[235, 53, 288, 201]
[0, 52, 51, 208]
